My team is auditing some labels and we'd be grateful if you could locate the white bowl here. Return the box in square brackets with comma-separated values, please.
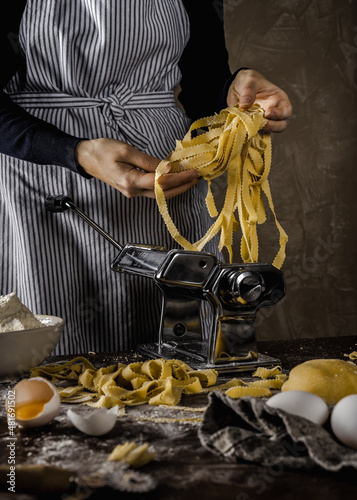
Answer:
[0, 315, 64, 377]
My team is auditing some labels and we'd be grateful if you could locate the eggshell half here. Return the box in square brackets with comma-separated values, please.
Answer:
[10, 377, 60, 428]
[330, 394, 357, 449]
[266, 390, 329, 425]
[67, 406, 119, 436]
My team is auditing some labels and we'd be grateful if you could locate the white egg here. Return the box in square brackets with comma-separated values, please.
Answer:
[67, 406, 119, 436]
[330, 394, 357, 449]
[266, 390, 329, 425]
[8, 377, 60, 428]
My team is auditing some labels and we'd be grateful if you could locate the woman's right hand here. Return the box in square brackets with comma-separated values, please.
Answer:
[75, 138, 201, 199]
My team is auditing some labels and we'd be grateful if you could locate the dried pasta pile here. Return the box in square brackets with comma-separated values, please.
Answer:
[155, 104, 288, 268]
[30, 357, 287, 408]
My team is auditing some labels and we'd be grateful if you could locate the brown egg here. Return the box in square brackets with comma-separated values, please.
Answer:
[8, 377, 60, 428]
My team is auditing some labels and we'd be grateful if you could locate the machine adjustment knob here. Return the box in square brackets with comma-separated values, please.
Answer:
[234, 271, 263, 302]
[220, 270, 264, 306]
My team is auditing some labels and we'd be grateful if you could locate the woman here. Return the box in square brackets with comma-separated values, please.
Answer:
[0, 0, 292, 354]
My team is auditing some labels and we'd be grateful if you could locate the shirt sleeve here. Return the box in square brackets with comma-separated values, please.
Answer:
[0, 2, 90, 177]
[178, 0, 233, 120]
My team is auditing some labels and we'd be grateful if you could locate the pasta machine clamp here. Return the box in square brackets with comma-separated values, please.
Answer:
[45, 195, 285, 373]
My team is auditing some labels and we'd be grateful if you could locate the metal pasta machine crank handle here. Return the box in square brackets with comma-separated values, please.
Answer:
[45, 195, 286, 373]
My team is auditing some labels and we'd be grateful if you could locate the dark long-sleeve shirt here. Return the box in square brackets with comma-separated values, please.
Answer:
[0, 0, 233, 176]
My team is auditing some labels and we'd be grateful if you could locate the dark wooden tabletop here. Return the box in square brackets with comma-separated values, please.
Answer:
[0, 335, 356, 500]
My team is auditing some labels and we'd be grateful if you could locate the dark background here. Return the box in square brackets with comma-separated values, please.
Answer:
[218, 0, 357, 341]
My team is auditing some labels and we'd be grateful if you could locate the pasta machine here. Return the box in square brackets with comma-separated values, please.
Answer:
[45, 195, 285, 373]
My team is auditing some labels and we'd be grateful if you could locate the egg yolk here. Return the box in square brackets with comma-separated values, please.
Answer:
[15, 400, 48, 420]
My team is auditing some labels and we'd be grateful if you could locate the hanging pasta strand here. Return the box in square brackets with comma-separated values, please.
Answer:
[154, 104, 288, 269]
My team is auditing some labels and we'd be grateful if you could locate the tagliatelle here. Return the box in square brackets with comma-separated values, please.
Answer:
[30, 356, 95, 380]
[30, 357, 289, 406]
[108, 441, 155, 468]
[131, 415, 202, 424]
[155, 104, 288, 267]
[226, 386, 272, 399]
[252, 365, 283, 379]
[245, 378, 285, 390]
[344, 351, 357, 360]
[30, 357, 218, 407]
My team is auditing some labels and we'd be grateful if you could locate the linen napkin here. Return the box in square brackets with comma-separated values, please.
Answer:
[198, 391, 357, 471]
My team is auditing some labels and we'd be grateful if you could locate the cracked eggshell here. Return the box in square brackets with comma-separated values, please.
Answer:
[67, 406, 119, 436]
[9, 377, 60, 428]
[266, 390, 329, 425]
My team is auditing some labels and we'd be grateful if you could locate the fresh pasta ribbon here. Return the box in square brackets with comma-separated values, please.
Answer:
[30, 357, 289, 406]
[344, 351, 357, 360]
[252, 365, 283, 379]
[245, 378, 285, 390]
[108, 441, 155, 468]
[30, 356, 96, 380]
[155, 104, 288, 268]
[30, 357, 218, 407]
[226, 386, 272, 399]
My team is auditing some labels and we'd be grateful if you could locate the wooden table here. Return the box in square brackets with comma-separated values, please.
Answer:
[0, 336, 356, 500]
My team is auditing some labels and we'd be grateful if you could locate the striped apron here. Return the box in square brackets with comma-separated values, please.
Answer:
[0, 0, 218, 354]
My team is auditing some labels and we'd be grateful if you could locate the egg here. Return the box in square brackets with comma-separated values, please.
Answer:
[8, 377, 60, 428]
[330, 394, 357, 449]
[67, 406, 119, 436]
[266, 390, 329, 425]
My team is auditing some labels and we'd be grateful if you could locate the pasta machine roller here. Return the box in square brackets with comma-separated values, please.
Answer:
[45, 195, 285, 373]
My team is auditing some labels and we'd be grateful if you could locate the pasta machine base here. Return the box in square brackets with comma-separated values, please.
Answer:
[46, 195, 285, 374]
[137, 343, 280, 373]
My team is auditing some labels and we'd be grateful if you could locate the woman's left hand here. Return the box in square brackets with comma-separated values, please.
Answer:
[227, 69, 292, 133]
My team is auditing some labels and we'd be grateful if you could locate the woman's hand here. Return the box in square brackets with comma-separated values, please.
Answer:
[227, 69, 292, 133]
[75, 138, 201, 198]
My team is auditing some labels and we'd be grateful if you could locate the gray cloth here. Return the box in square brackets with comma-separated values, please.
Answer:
[198, 391, 357, 472]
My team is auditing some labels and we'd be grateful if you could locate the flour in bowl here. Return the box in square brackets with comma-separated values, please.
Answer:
[0, 292, 44, 332]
